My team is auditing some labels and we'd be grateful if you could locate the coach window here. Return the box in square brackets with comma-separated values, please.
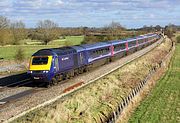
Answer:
[96, 50, 98, 55]
[129, 41, 135, 47]
[120, 43, 125, 49]
[141, 39, 144, 43]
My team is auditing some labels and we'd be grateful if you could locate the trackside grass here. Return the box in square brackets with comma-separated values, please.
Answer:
[129, 44, 180, 123]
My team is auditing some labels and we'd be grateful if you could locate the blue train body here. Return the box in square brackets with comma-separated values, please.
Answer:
[28, 33, 160, 86]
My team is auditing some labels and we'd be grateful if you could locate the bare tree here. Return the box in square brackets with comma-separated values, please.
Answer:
[0, 16, 11, 45]
[164, 24, 176, 39]
[0, 16, 10, 29]
[106, 21, 125, 37]
[155, 25, 162, 31]
[36, 20, 59, 45]
[10, 20, 27, 45]
[11, 20, 25, 28]
[37, 20, 58, 29]
[108, 21, 125, 29]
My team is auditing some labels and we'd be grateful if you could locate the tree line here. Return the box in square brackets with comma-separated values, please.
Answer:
[0, 15, 179, 46]
[0, 16, 129, 45]
[0, 16, 87, 45]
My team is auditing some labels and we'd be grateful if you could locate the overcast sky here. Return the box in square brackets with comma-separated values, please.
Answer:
[0, 0, 180, 28]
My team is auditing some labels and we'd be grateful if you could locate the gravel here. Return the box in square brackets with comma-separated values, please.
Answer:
[0, 64, 26, 77]
[0, 60, 28, 77]
[0, 87, 32, 101]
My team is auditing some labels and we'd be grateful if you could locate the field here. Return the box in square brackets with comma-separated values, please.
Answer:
[48, 36, 84, 46]
[0, 36, 84, 60]
[129, 44, 180, 123]
[0, 45, 58, 60]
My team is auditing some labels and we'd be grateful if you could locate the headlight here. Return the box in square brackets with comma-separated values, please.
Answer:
[43, 71, 49, 73]
[27, 71, 32, 73]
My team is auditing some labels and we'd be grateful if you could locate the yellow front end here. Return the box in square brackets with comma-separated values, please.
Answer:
[29, 56, 53, 71]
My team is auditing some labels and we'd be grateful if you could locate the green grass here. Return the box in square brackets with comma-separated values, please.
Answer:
[0, 36, 84, 60]
[0, 45, 59, 60]
[48, 35, 84, 45]
[129, 44, 180, 123]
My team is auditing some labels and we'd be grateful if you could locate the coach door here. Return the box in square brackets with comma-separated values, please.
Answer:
[54, 57, 59, 72]
[80, 52, 84, 65]
[73, 54, 78, 67]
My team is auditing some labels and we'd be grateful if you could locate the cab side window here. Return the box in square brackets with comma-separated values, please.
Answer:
[55, 57, 59, 71]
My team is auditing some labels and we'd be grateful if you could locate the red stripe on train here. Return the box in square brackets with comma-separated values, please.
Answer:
[125, 42, 128, 51]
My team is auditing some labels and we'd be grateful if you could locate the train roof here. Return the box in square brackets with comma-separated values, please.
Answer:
[32, 33, 158, 56]
[32, 47, 76, 56]
[81, 42, 111, 50]
[71, 45, 85, 52]
[51, 47, 76, 55]
[108, 40, 126, 45]
[109, 33, 157, 45]
[32, 49, 55, 56]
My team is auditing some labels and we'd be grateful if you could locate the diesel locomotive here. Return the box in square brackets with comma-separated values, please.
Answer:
[28, 33, 160, 86]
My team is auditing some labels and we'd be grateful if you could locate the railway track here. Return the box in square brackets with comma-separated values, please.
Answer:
[0, 73, 30, 87]
[0, 82, 39, 108]
[0, 76, 70, 108]
[0, 73, 42, 107]
[0, 38, 164, 122]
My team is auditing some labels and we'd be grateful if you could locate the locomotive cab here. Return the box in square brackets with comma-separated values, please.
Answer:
[28, 47, 79, 86]
[30, 56, 52, 72]
[27, 48, 60, 85]
[28, 55, 56, 82]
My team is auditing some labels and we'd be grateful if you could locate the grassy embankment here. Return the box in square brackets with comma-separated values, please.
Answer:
[0, 36, 84, 60]
[129, 44, 180, 123]
[12, 38, 172, 123]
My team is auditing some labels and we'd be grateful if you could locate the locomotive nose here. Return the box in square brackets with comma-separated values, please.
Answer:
[29, 56, 52, 71]
[28, 56, 53, 82]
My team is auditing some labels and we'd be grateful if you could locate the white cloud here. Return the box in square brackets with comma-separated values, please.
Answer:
[55, 0, 64, 5]
[0, 0, 180, 28]
[149, 14, 155, 19]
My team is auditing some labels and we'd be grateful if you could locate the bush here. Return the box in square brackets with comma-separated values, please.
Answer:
[176, 36, 180, 43]
[14, 48, 25, 61]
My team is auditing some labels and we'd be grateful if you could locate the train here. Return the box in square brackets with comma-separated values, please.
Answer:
[28, 33, 160, 87]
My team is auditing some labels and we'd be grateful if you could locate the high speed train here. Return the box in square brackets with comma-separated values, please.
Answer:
[28, 33, 160, 87]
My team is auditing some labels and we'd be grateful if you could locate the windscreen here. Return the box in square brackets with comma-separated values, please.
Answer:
[32, 57, 48, 65]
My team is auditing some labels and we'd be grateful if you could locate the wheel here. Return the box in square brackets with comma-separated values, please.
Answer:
[83, 67, 88, 72]
[52, 78, 57, 85]
[58, 74, 63, 81]
[78, 68, 83, 74]
[45, 82, 51, 88]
